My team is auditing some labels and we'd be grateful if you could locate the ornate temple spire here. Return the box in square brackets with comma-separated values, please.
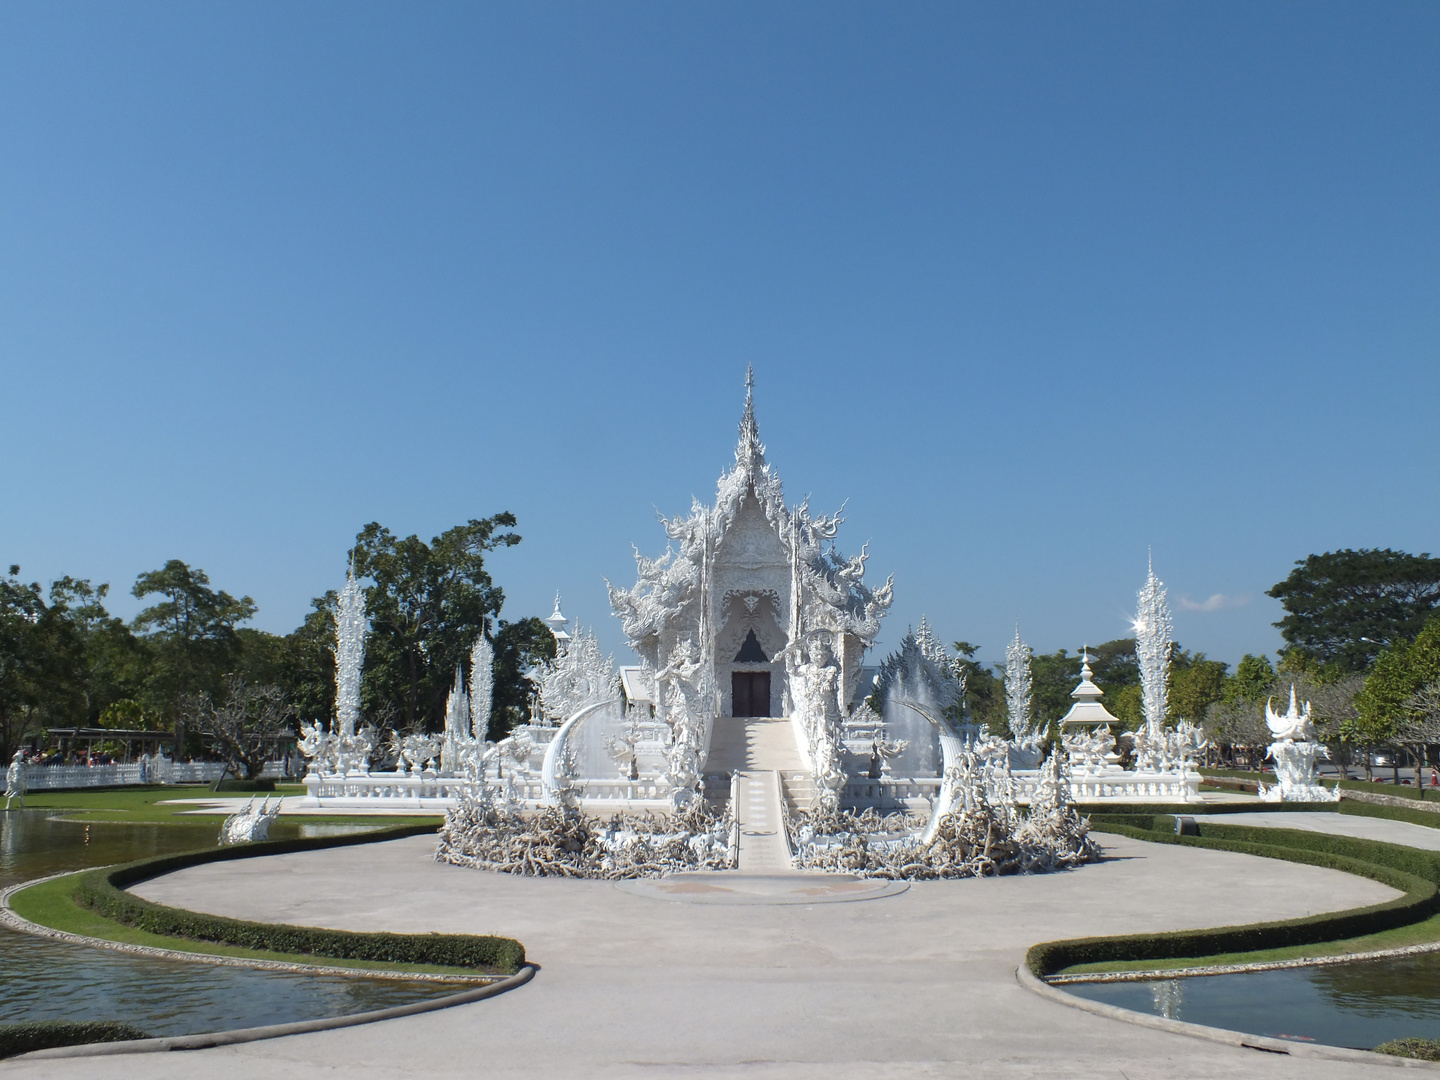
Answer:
[735, 363, 767, 470]
[545, 592, 572, 645]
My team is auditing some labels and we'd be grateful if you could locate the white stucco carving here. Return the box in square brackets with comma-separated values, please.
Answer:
[1260, 686, 1339, 802]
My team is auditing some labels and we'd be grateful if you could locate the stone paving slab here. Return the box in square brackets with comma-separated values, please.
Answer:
[7, 830, 1421, 1079]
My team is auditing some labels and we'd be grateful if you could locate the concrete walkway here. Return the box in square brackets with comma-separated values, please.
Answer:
[8, 829, 1420, 1079]
[732, 770, 794, 873]
[1193, 810, 1440, 852]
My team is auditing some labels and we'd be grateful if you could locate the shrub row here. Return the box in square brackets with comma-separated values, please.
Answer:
[1028, 819, 1440, 977]
[69, 825, 525, 975]
[213, 778, 277, 792]
[1199, 767, 1277, 782]
[1339, 801, 1440, 830]
[1082, 801, 1335, 818]
[0, 1021, 150, 1059]
[1086, 798, 1440, 831]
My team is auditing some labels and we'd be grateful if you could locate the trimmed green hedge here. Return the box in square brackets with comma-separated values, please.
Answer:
[1028, 819, 1440, 977]
[1339, 801, 1440, 829]
[1083, 801, 1336, 818]
[1339, 777, 1433, 801]
[0, 1021, 149, 1059]
[1200, 767, 1277, 782]
[213, 778, 277, 792]
[70, 825, 525, 974]
[1084, 798, 1440, 831]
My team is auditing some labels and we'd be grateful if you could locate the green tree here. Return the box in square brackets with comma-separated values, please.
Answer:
[1087, 639, 1140, 692]
[0, 568, 120, 758]
[350, 515, 522, 731]
[1028, 648, 1082, 731]
[951, 640, 1005, 731]
[0, 567, 53, 759]
[1226, 654, 1276, 705]
[1355, 614, 1440, 776]
[1169, 651, 1228, 724]
[131, 560, 257, 745]
[274, 593, 339, 727]
[1267, 549, 1440, 673]
[182, 675, 295, 780]
[490, 617, 558, 738]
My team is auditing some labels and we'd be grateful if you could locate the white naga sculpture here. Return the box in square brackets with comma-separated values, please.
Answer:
[220, 797, 281, 844]
[1260, 686, 1339, 802]
[5, 750, 26, 811]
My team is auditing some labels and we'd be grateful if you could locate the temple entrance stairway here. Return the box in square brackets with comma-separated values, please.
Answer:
[705, 715, 816, 873]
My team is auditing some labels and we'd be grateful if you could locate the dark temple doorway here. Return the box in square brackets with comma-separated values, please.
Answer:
[731, 671, 772, 717]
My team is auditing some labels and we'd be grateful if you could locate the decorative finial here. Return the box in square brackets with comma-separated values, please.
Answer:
[735, 364, 765, 467]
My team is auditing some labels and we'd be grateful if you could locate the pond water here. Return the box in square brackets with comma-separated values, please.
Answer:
[1066, 956, 1440, 1050]
[0, 808, 466, 1037]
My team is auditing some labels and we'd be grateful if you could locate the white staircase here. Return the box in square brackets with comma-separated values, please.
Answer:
[705, 715, 817, 873]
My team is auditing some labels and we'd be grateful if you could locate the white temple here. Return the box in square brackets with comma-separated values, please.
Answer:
[607, 365, 893, 809]
[299, 371, 1204, 825]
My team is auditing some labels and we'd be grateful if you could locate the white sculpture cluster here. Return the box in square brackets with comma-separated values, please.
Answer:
[298, 566, 376, 775]
[792, 742, 1097, 878]
[1053, 562, 1206, 801]
[435, 791, 734, 878]
[534, 624, 617, 724]
[1260, 686, 1339, 802]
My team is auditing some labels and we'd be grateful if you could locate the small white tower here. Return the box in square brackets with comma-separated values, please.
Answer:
[545, 593, 572, 646]
[1059, 649, 1124, 769]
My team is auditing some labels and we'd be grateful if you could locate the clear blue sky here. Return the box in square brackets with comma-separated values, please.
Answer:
[2, 2, 1436, 671]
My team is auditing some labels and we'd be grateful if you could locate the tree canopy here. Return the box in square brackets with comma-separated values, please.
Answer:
[0, 513, 547, 761]
[1267, 549, 1440, 672]
[1355, 613, 1440, 748]
[350, 515, 523, 731]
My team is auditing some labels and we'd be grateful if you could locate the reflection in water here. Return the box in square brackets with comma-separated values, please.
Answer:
[0, 809, 463, 1037]
[1068, 956, 1440, 1049]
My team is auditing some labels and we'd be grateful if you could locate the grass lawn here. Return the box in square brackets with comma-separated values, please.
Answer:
[7, 873, 495, 980]
[19, 786, 442, 828]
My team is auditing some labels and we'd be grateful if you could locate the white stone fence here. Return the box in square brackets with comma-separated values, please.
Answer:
[841, 767, 1202, 811]
[22, 759, 296, 791]
[299, 770, 673, 811]
[1022, 767, 1201, 804]
[842, 777, 944, 810]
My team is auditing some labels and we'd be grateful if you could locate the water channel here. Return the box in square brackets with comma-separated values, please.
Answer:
[1066, 956, 1440, 1050]
[0, 808, 467, 1038]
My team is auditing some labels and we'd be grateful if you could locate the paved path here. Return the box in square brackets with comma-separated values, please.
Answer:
[1194, 810, 1440, 851]
[733, 770, 794, 873]
[8, 829, 1418, 1079]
